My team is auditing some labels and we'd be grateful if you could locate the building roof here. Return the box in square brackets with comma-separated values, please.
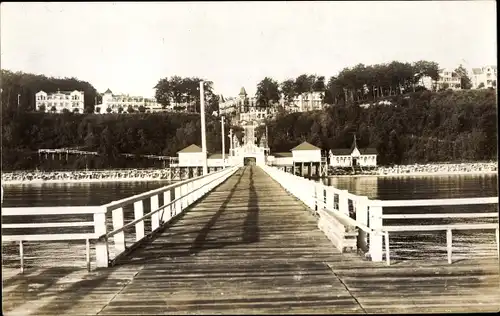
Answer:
[291, 141, 321, 151]
[104, 88, 113, 94]
[359, 148, 378, 155]
[272, 152, 293, 158]
[177, 144, 202, 153]
[330, 148, 378, 155]
[471, 68, 482, 75]
[239, 87, 247, 96]
[208, 153, 226, 159]
[330, 149, 352, 155]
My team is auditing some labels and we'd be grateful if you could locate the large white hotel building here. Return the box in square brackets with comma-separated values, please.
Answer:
[97, 89, 164, 114]
[35, 90, 85, 113]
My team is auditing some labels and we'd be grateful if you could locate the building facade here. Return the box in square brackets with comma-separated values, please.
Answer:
[282, 92, 324, 112]
[35, 90, 85, 113]
[329, 137, 377, 168]
[291, 141, 322, 162]
[471, 66, 497, 89]
[97, 89, 164, 114]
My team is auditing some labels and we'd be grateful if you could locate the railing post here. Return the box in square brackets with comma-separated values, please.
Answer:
[369, 202, 383, 262]
[175, 186, 182, 214]
[356, 196, 369, 252]
[86, 239, 91, 272]
[151, 194, 160, 231]
[187, 181, 194, 205]
[19, 241, 24, 274]
[94, 209, 109, 268]
[496, 228, 499, 259]
[180, 184, 187, 210]
[112, 207, 126, 255]
[339, 190, 349, 216]
[447, 229, 453, 264]
[314, 183, 323, 212]
[133, 201, 145, 241]
[163, 189, 172, 221]
[307, 180, 314, 209]
[325, 187, 334, 211]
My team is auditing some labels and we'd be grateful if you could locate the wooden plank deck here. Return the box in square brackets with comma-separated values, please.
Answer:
[2, 166, 499, 315]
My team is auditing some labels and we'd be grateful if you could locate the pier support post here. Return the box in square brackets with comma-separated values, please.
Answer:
[356, 196, 369, 253]
[150, 195, 160, 231]
[368, 202, 383, 262]
[338, 190, 349, 216]
[163, 189, 172, 220]
[326, 186, 334, 211]
[133, 201, 145, 241]
[94, 209, 109, 268]
[175, 186, 182, 214]
[112, 207, 126, 255]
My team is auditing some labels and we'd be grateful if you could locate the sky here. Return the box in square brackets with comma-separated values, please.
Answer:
[1, 1, 497, 98]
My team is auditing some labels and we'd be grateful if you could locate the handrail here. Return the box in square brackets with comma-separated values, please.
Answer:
[315, 197, 373, 234]
[370, 197, 498, 207]
[102, 167, 237, 239]
[1, 166, 238, 272]
[382, 212, 498, 219]
[1, 206, 103, 273]
[261, 164, 499, 266]
[102, 170, 217, 210]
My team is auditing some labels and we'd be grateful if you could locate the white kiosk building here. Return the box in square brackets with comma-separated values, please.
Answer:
[329, 136, 377, 168]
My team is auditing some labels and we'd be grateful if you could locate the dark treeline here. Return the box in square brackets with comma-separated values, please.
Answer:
[2, 111, 232, 171]
[254, 60, 476, 108]
[1, 70, 100, 114]
[262, 89, 497, 165]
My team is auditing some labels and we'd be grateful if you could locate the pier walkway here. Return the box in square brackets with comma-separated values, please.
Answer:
[2, 166, 499, 315]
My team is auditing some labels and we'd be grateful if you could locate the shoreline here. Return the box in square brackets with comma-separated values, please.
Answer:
[2, 170, 497, 185]
[330, 170, 498, 178]
[2, 177, 173, 186]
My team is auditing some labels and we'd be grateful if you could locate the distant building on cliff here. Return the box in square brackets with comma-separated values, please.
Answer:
[96, 89, 164, 114]
[470, 65, 497, 89]
[35, 90, 85, 113]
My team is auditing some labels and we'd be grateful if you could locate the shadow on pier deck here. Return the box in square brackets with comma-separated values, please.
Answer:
[2, 166, 499, 315]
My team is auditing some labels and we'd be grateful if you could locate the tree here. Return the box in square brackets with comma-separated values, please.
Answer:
[38, 104, 46, 112]
[118, 107, 124, 114]
[138, 105, 146, 113]
[72, 108, 79, 113]
[477, 82, 485, 89]
[50, 106, 57, 113]
[95, 107, 101, 113]
[127, 106, 135, 114]
[294, 74, 315, 95]
[255, 77, 280, 107]
[312, 76, 326, 92]
[440, 82, 450, 90]
[106, 107, 112, 113]
[154, 78, 172, 108]
[280, 79, 296, 105]
[454, 64, 472, 89]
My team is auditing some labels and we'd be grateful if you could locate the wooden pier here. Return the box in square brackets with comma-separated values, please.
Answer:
[2, 166, 499, 315]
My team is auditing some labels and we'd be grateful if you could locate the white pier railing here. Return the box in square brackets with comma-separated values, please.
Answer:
[368, 198, 499, 265]
[1, 167, 238, 272]
[1, 206, 104, 273]
[262, 165, 499, 265]
[97, 166, 237, 267]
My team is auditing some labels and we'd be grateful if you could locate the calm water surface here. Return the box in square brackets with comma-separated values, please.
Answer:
[321, 173, 498, 199]
[1, 174, 498, 267]
[3, 174, 497, 207]
[2, 180, 172, 207]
